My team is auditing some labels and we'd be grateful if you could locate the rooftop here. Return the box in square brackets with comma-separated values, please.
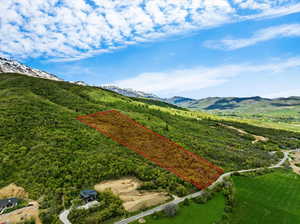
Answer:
[80, 190, 97, 198]
[0, 198, 19, 207]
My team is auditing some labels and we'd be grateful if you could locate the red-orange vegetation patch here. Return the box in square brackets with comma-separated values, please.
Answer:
[77, 110, 223, 189]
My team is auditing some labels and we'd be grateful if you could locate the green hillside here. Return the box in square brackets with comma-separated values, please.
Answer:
[0, 73, 300, 223]
[173, 96, 300, 116]
[169, 96, 300, 132]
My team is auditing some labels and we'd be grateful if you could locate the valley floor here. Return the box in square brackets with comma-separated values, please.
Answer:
[229, 169, 300, 224]
[139, 193, 225, 224]
[129, 168, 300, 224]
[113, 150, 297, 224]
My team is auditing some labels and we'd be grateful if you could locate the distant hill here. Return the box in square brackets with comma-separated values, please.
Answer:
[102, 85, 300, 125]
[100, 86, 195, 105]
[172, 96, 300, 123]
[172, 96, 300, 111]
[166, 96, 195, 105]
[101, 85, 161, 100]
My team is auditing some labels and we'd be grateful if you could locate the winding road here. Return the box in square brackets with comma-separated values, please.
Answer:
[59, 201, 99, 224]
[59, 150, 298, 224]
[114, 150, 296, 224]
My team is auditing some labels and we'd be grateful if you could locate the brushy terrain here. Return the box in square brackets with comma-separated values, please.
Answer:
[229, 169, 300, 224]
[0, 73, 300, 223]
[77, 110, 223, 189]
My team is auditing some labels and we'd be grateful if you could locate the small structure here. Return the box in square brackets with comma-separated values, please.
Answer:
[0, 198, 19, 213]
[80, 190, 97, 202]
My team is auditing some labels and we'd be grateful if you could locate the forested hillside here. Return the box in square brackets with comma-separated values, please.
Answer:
[170, 96, 300, 131]
[0, 73, 300, 223]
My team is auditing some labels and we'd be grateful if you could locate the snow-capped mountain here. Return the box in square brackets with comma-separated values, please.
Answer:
[0, 57, 62, 81]
[69, 81, 88, 86]
[101, 85, 161, 99]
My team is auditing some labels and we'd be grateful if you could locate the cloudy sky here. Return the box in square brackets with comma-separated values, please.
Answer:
[1, 0, 300, 98]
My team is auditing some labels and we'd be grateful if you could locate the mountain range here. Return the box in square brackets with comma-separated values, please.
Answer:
[1, 57, 300, 124]
[102, 86, 300, 125]
[101, 86, 300, 115]
[101, 85, 160, 99]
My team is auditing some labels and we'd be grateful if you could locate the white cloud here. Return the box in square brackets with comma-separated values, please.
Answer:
[204, 23, 300, 50]
[112, 57, 300, 96]
[1, 0, 300, 61]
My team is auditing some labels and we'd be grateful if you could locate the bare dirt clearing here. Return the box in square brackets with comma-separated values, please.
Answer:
[0, 201, 41, 224]
[0, 184, 28, 199]
[94, 177, 170, 212]
[290, 152, 300, 175]
[221, 124, 268, 144]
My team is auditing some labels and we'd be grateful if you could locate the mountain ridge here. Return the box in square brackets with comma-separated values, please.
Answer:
[0, 57, 62, 81]
[1, 58, 299, 125]
[101, 86, 300, 124]
[100, 85, 300, 110]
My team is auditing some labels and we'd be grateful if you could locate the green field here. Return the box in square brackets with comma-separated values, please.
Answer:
[141, 193, 225, 224]
[169, 96, 300, 132]
[229, 169, 300, 224]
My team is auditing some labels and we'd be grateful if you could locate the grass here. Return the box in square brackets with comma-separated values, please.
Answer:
[216, 114, 300, 133]
[138, 193, 225, 224]
[229, 169, 300, 224]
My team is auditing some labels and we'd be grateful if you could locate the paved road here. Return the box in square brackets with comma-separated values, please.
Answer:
[114, 150, 297, 224]
[59, 149, 297, 224]
[59, 201, 99, 224]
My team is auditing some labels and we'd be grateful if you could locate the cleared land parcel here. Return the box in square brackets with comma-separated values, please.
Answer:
[77, 110, 223, 189]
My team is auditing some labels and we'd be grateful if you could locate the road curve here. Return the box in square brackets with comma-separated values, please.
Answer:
[114, 150, 297, 224]
[59, 209, 71, 224]
[59, 201, 99, 224]
[59, 149, 298, 224]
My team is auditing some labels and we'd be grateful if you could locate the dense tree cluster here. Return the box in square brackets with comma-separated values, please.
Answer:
[68, 191, 124, 224]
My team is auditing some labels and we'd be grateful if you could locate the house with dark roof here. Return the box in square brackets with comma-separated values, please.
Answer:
[0, 198, 19, 213]
[80, 190, 97, 202]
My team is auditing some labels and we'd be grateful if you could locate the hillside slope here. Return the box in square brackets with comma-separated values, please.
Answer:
[0, 73, 300, 223]
[100, 86, 300, 127]
[172, 96, 300, 124]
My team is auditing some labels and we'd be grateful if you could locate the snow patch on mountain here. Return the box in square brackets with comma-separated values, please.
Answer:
[0, 57, 62, 81]
[101, 85, 160, 99]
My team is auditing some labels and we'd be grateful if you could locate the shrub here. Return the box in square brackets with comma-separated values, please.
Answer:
[182, 198, 190, 206]
[164, 203, 178, 217]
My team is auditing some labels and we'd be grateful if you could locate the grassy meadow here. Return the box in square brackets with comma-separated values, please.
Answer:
[229, 169, 300, 224]
[138, 193, 225, 224]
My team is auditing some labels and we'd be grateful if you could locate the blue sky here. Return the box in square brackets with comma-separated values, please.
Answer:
[1, 0, 300, 98]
